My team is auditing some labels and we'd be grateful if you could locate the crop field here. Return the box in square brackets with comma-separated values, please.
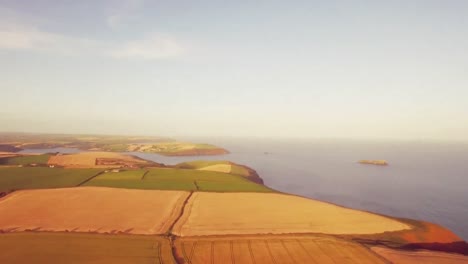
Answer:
[0, 154, 51, 165]
[174, 235, 387, 264]
[198, 164, 232, 173]
[177, 161, 250, 176]
[371, 246, 468, 264]
[47, 152, 149, 168]
[176, 160, 231, 169]
[229, 164, 250, 176]
[172, 192, 411, 236]
[85, 168, 272, 192]
[0, 187, 189, 235]
[123, 142, 227, 155]
[0, 167, 102, 192]
[0, 232, 175, 264]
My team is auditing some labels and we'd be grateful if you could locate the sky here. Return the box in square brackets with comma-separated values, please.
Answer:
[1, 0, 467, 140]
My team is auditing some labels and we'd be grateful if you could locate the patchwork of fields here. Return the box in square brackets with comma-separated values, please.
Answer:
[0, 167, 102, 192]
[0, 166, 272, 193]
[85, 168, 272, 192]
[48, 152, 151, 168]
[0, 152, 466, 263]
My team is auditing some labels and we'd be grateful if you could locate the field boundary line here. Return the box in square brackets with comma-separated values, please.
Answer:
[265, 240, 277, 264]
[248, 240, 257, 264]
[296, 239, 318, 264]
[168, 192, 194, 264]
[189, 241, 197, 263]
[211, 241, 214, 264]
[181, 241, 193, 264]
[327, 241, 359, 264]
[181, 242, 188, 264]
[230, 240, 235, 264]
[312, 240, 338, 264]
[280, 240, 296, 264]
[156, 241, 162, 264]
[167, 191, 194, 235]
[338, 242, 384, 264]
[356, 245, 392, 264]
[141, 170, 149, 180]
[76, 171, 105, 186]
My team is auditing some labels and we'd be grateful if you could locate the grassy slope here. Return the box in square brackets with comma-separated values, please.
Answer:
[85, 168, 273, 192]
[175, 160, 231, 169]
[0, 232, 175, 264]
[0, 167, 102, 192]
[0, 154, 51, 165]
[177, 160, 250, 177]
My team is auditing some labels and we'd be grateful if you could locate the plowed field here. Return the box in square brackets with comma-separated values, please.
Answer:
[174, 235, 387, 264]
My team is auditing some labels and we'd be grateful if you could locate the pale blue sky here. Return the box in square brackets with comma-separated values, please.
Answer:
[1, 0, 467, 140]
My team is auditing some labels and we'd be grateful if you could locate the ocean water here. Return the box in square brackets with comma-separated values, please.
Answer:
[21, 138, 468, 240]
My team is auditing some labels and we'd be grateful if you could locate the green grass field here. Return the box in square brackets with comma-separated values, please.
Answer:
[0, 154, 51, 165]
[85, 168, 273, 192]
[0, 167, 102, 192]
[0, 232, 174, 264]
[100, 143, 129, 152]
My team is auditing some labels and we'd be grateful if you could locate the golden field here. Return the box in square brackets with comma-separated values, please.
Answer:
[0, 187, 189, 235]
[175, 235, 387, 264]
[197, 164, 232, 173]
[372, 246, 468, 264]
[172, 192, 411, 236]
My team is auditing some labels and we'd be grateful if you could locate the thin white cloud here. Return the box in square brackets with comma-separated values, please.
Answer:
[106, 0, 144, 30]
[0, 8, 185, 60]
[0, 28, 99, 54]
[0, 8, 99, 54]
[109, 34, 185, 59]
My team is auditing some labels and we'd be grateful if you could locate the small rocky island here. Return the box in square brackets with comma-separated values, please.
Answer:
[358, 160, 388, 166]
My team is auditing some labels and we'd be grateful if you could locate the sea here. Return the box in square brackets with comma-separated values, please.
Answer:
[20, 138, 468, 241]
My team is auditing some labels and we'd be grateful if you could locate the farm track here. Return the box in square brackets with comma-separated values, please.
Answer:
[168, 191, 195, 264]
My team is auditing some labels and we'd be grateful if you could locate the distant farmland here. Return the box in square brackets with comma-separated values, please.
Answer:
[85, 168, 272, 192]
[0, 167, 102, 192]
[0, 166, 272, 193]
[0, 154, 51, 166]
